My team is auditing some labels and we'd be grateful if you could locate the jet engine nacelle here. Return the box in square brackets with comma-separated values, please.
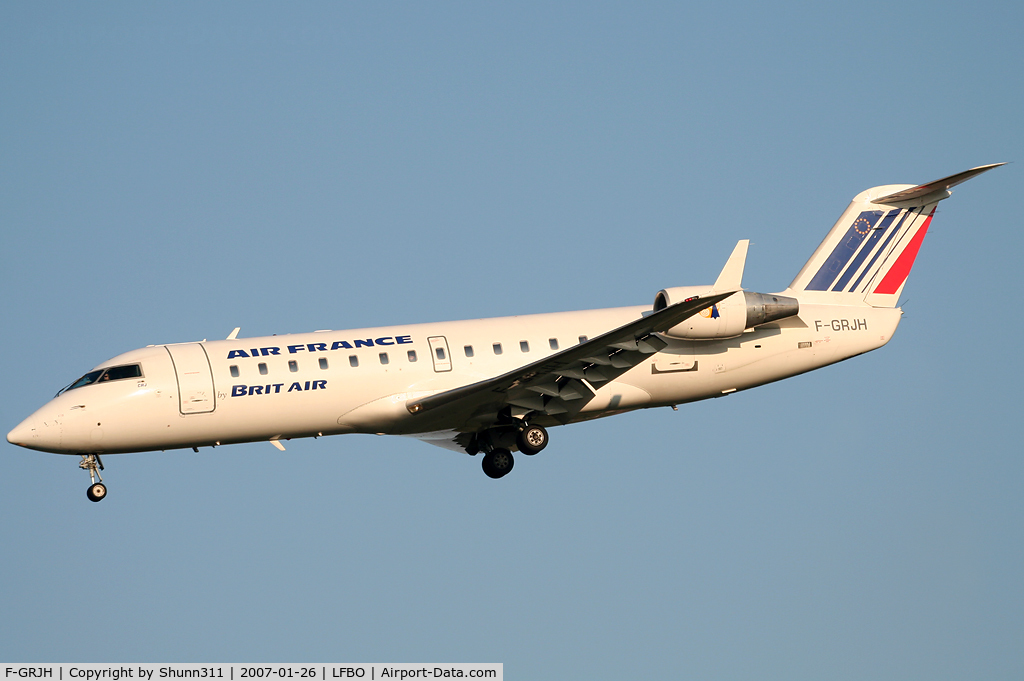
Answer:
[654, 287, 799, 340]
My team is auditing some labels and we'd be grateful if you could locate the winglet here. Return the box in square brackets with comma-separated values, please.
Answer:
[227, 327, 240, 340]
[713, 240, 748, 292]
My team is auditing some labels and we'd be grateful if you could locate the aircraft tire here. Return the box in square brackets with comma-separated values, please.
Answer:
[87, 482, 107, 502]
[517, 425, 548, 455]
[482, 448, 514, 479]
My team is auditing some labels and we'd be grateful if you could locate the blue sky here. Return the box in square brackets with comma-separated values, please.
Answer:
[2, 2, 1022, 678]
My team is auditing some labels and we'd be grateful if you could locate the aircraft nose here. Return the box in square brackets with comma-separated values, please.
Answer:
[7, 418, 35, 447]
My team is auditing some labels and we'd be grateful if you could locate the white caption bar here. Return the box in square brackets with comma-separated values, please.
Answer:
[1, 665, 501, 681]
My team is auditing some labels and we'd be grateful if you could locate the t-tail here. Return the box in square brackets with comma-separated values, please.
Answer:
[785, 164, 1004, 307]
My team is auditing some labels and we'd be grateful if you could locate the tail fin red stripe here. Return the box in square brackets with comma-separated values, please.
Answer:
[872, 208, 934, 295]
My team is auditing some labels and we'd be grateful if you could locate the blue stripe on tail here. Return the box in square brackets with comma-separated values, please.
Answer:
[849, 208, 916, 293]
[831, 209, 901, 292]
[805, 210, 884, 291]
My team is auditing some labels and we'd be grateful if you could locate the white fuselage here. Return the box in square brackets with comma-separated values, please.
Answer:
[8, 300, 902, 457]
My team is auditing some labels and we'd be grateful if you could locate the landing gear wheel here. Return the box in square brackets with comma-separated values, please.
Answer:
[79, 454, 106, 502]
[87, 482, 107, 502]
[482, 448, 515, 479]
[517, 424, 548, 455]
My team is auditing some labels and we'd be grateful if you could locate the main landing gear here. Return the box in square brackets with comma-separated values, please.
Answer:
[517, 424, 549, 456]
[479, 423, 549, 479]
[482, 448, 514, 479]
[80, 454, 107, 502]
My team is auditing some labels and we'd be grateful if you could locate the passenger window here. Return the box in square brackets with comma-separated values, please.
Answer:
[435, 347, 446, 361]
[408, 350, 417, 362]
[520, 341, 530, 353]
[349, 355, 359, 367]
[258, 363, 268, 376]
[549, 338, 559, 350]
[319, 357, 329, 370]
[230, 365, 240, 378]
[288, 360, 298, 372]
[380, 352, 389, 365]
[579, 335, 588, 344]
[493, 343, 503, 355]
[464, 345, 474, 358]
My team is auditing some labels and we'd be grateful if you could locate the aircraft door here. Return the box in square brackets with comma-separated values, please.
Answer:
[165, 343, 217, 414]
[427, 336, 452, 372]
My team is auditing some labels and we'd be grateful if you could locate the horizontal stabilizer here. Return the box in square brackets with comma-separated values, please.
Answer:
[872, 163, 1005, 205]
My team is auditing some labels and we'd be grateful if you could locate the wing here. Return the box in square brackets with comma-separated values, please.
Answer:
[405, 291, 736, 433]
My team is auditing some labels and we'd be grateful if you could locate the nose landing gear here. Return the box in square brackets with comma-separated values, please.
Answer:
[87, 482, 107, 502]
[80, 454, 107, 502]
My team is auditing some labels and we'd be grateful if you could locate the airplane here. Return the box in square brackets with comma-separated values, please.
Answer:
[7, 164, 1003, 501]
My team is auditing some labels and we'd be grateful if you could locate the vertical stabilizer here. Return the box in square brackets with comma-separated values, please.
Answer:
[786, 164, 1003, 307]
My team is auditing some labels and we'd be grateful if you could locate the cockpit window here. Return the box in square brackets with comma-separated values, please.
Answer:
[60, 364, 143, 395]
[64, 370, 104, 392]
[100, 364, 143, 382]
